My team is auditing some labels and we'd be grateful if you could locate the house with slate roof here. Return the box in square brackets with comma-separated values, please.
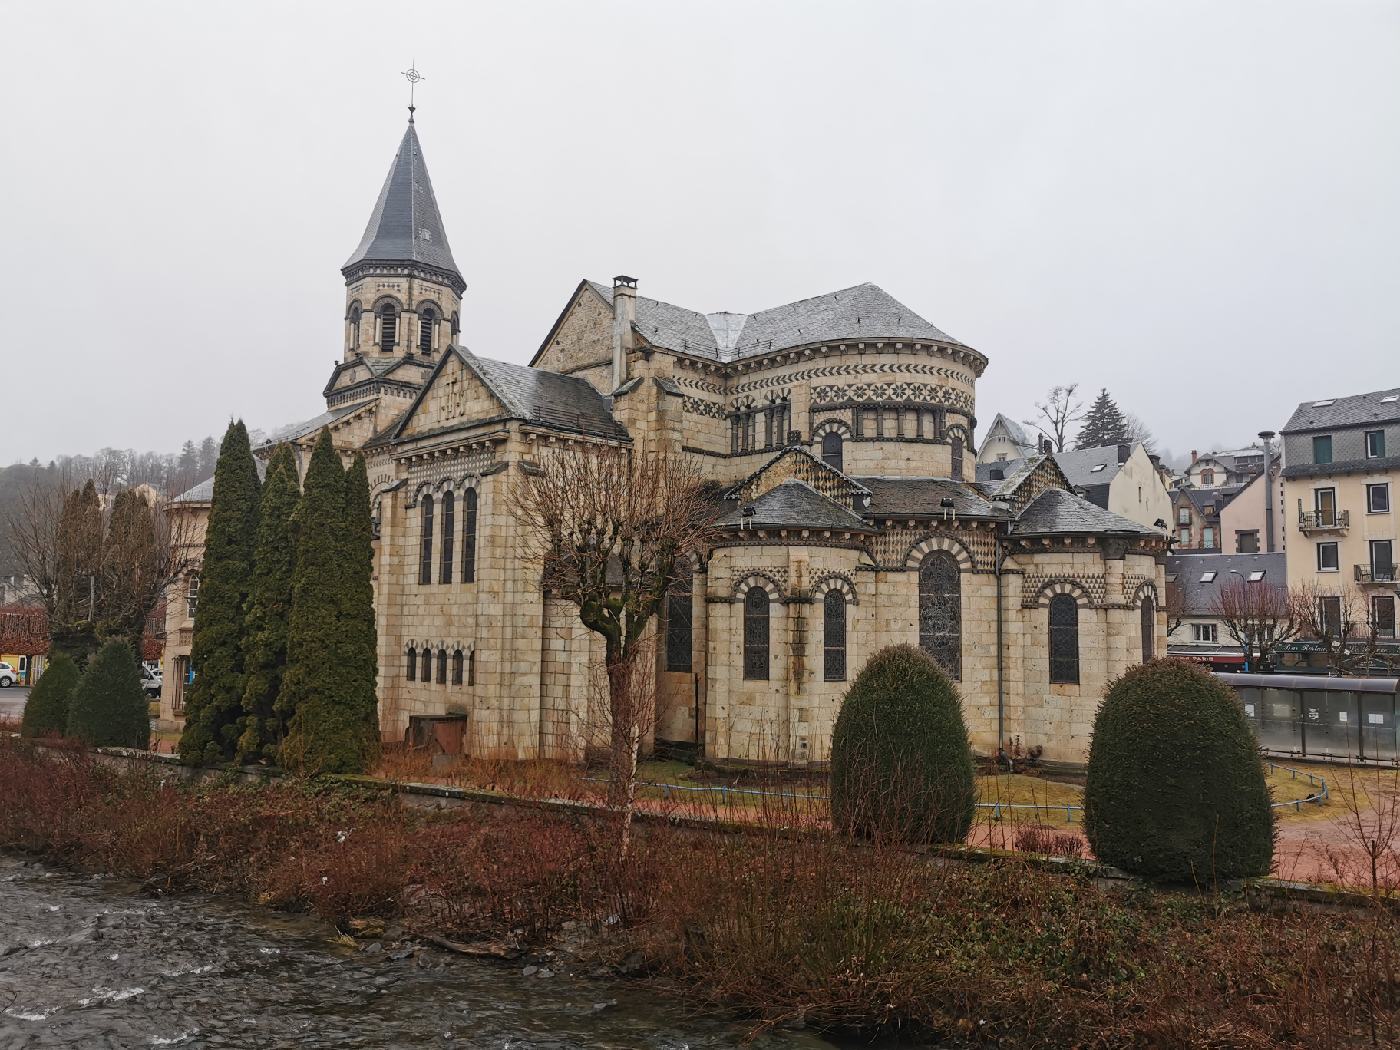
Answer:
[1281, 387, 1400, 645]
[159, 114, 1169, 765]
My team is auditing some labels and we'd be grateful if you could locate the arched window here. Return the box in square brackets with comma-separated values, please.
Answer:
[450, 311, 460, 338]
[1141, 596, 1156, 661]
[439, 491, 455, 584]
[1049, 594, 1080, 684]
[419, 305, 436, 353]
[823, 589, 847, 682]
[348, 304, 362, 349]
[406, 646, 416, 681]
[461, 488, 478, 583]
[821, 431, 844, 473]
[918, 551, 962, 679]
[467, 650, 476, 686]
[436, 648, 447, 685]
[743, 587, 770, 680]
[950, 435, 965, 481]
[665, 572, 693, 672]
[419, 495, 434, 585]
[378, 302, 398, 349]
[452, 649, 464, 685]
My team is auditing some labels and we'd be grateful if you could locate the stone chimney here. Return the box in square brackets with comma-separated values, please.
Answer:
[611, 275, 637, 391]
[1190, 449, 1199, 464]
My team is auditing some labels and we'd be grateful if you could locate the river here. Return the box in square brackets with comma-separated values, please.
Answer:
[0, 855, 839, 1049]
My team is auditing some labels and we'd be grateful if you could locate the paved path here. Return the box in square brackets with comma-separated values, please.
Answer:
[0, 687, 29, 724]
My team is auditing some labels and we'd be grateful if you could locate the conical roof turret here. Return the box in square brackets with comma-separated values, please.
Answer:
[342, 122, 462, 290]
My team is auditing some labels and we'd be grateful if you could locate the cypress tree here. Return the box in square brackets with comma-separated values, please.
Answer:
[341, 454, 380, 746]
[1074, 388, 1131, 450]
[19, 652, 80, 738]
[235, 444, 300, 763]
[67, 640, 150, 749]
[179, 420, 260, 766]
[280, 429, 372, 774]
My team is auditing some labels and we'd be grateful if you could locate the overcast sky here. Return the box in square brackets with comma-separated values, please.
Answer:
[2, 0, 1396, 466]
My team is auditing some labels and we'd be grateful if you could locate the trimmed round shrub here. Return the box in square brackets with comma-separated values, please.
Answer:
[1085, 658, 1274, 883]
[830, 644, 976, 845]
[67, 641, 150, 750]
[19, 653, 80, 738]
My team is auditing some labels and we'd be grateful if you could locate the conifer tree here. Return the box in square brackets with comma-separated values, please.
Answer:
[280, 429, 373, 773]
[179, 420, 261, 765]
[341, 454, 380, 741]
[67, 640, 150, 749]
[235, 444, 300, 763]
[1074, 388, 1132, 450]
[19, 652, 80, 738]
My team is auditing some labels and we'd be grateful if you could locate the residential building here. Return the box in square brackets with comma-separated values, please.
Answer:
[1171, 485, 1243, 551]
[1185, 447, 1266, 489]
[1281, 387, 1400, 645]
[1051, 443, 1173, 533]
[977, 413, 1038, 464]
[160, 113, 1168, 766]
[1165, 552, 1287, 671]
[1219, 465, 1284, 555]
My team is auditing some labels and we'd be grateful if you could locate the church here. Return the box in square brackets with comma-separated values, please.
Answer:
[161, 115, 1168, 767]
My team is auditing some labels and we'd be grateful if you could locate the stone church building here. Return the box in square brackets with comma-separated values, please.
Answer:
[162, 117, 1168, 766]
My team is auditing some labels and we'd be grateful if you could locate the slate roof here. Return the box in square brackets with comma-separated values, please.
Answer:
[986, 413, 1034, 449]
[253, 404, 362, 449]
[1283, 387, 1400, 434]
[1009, 488, 1158, 537]
[1165, 552, 1287, 615]
[1177, 486, 1243, 516]
[466, 351, 629, 442]
[719, 480, 871, 532]
[854, 476, 1000, 519]
[343, 122, 461, 282]
[173, 458, 269, 504]
[1054, 445, 1130, 489]
[585, 281, 970, 363]
[975, 456, 1032, 489]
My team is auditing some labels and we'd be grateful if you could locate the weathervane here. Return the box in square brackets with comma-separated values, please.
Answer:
[402, 63, 425, 122]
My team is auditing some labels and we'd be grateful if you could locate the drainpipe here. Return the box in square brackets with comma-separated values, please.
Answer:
[1259, 430, 1276, 553]
[995, 531, 1007, 769]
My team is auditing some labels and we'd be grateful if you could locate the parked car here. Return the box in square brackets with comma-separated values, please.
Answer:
[140, 667, 162, 699]
[0, 661, 15, 687]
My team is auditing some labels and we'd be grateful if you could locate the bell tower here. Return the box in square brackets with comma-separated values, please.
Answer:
[340, 114, 465, 365]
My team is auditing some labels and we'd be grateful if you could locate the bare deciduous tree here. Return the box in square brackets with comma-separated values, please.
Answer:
[514, 443, 715, 852]
[1209, 576, 1303, 672]
[5, 476, 190, 663]
[1164, 576, 1186, 636]
[1023, 384, 1085, 454]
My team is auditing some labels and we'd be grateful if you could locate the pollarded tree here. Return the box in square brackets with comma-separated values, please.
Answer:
[341, 454, 379, 740]
[514, 444, 715, 854]
[1075, 388, 1132, 450]
[280, 428, 373, 774]
[19, 652, 80, 738]
[179, 420, 261, 766]
[67, 639, 151, 749]
[1085, 659, 1274, 882]
[830, 645, 977, 845]
[235, 444, 300, 763]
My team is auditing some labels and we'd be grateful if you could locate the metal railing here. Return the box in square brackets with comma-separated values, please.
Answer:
[1355, 564, 1397, 584]
[1298, 509, 1349, 531]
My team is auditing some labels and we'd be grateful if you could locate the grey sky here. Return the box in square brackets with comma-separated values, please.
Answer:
[3, 0, 1396, 465]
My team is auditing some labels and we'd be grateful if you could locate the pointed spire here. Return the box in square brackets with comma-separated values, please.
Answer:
[342, 122, 462, 290]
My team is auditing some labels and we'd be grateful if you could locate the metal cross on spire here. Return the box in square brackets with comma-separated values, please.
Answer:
[402, 63, 425, 122]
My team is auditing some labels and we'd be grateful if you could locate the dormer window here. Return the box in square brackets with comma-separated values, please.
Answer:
[419, 305, 437, 354]
[378, 302, 398, 350]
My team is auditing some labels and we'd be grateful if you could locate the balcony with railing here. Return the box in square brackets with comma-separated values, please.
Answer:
[1355, 564, 1398, 586]
[1298, 509, 1349, 533]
